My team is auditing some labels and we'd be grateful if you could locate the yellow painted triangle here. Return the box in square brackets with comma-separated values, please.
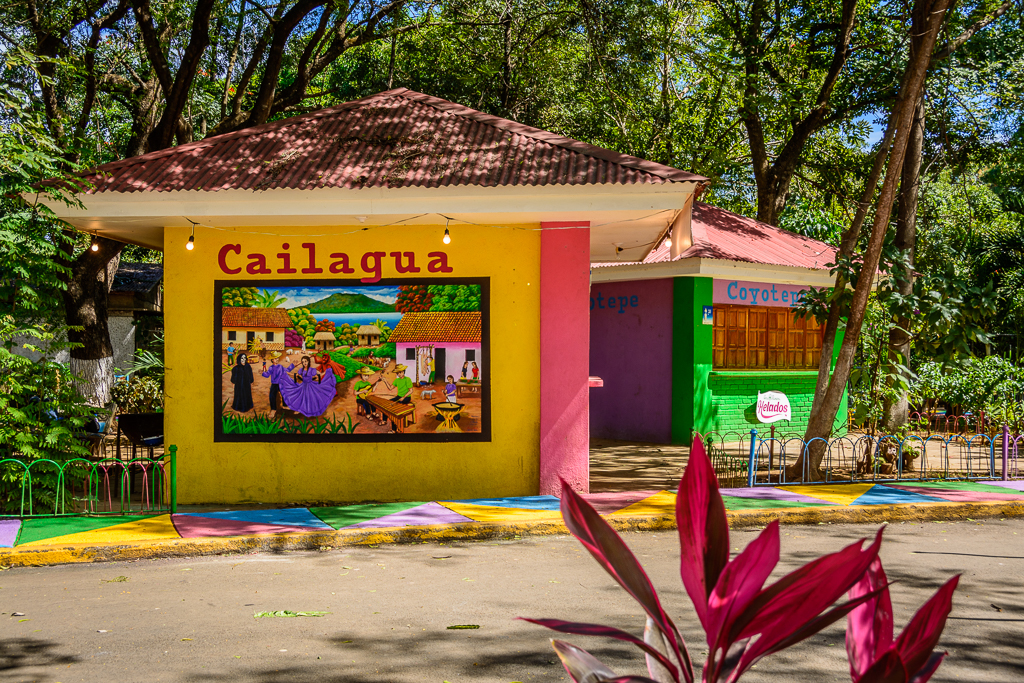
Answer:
[778, 484, 876, 506]
[609, 490, 677, 516]
[21, 514, 179, 546]
[438, 502, 563, 523]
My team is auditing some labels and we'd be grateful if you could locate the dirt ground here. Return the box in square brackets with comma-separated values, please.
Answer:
[220, 351, 483, 435]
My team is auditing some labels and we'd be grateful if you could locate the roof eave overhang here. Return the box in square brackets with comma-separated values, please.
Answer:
[33, 182, 700, 259]
[590, 257, 839, 288]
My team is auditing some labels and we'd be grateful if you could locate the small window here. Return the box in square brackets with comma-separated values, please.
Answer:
[712, 304, 823, 370]
[466, 349, 476, 361]
[266, 331, 275, 342]
[406, 348, 416, 360]
[227, 331, 237, 341]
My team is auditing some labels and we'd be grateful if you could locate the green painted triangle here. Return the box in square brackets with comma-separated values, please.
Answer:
[309, 502, 426, 529]
[722, 495, 832, 511]
[17, 515, 156, 545]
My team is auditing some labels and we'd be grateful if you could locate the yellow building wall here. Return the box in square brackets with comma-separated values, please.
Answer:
[164, 223, 541, 504]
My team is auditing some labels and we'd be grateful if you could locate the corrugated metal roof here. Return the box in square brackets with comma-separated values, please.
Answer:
[111, 262, 162, 293]
[71, 89, 705, 194]
[639, 202, 836, 270]
[221, 307, 293, 328]
[388, 312, 481, 343]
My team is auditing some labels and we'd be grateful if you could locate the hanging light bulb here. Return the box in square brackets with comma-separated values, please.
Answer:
[90, 239, 99, 252]
[186, 221, 196, 251]
[665, 237, 672, 248]
[442, 219, 451, 245]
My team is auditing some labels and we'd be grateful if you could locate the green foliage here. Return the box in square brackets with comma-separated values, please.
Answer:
[372, 318, 392, 342]
[114, 334, 165, 413]
[373, 342, 396, 358]
[349, 347, 373, 358]
[0, 55, 80, 322]
[912, 356, 1023, 425]
[110, 376, 163, 413]
[253, 289, 288, 308]
[222, 287, 259, 308]
[222, 409, 358, 435]
[0, 316, 93, 513]
[327, 350, 381, 379]
[427, 285, 481, 312]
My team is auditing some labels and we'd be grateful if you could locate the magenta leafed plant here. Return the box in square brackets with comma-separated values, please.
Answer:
[523, 437, 959, 682]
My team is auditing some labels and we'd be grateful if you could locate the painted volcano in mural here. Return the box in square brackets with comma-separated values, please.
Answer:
[215, 280, 489, 442]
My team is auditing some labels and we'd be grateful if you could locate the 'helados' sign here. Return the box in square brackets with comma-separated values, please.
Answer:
[756, 391, 791, 424]
[713, 279, 812, 308]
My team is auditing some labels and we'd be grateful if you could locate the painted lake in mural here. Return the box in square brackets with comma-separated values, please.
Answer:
[215, 279, 489, 442]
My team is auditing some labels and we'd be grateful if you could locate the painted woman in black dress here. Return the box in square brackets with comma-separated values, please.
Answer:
[230, 352, 255, 412]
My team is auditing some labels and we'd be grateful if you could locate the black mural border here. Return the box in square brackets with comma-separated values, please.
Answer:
[214, 277, 491, 443]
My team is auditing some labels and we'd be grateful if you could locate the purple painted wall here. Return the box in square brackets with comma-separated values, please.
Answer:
[589, 278, 674, 443]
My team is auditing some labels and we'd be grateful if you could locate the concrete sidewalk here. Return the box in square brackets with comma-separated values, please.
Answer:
[3, 479, 1024, 567]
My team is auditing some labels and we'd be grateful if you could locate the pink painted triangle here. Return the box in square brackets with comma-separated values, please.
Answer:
[172, 515, 327, 539]
[578, 491, 660, 515]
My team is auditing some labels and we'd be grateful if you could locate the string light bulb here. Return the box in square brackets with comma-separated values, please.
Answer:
[442, 219, 451, 245]
[186, 220, 196, 251]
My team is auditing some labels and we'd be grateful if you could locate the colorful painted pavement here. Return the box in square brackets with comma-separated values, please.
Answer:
[3, 481, 1024, 549]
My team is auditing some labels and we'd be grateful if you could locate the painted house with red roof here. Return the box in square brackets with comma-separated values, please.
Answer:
[588, 202, 846, 443]
[36, 86, 842, 504]
[389, 312, 483, 385]
[221, 307, 293, 351]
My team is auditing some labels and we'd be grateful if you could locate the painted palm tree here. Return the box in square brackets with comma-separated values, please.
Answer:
[254, 289, 288, 308]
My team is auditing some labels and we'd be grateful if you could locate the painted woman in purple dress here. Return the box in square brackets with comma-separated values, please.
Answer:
[279, 355, 336, 418]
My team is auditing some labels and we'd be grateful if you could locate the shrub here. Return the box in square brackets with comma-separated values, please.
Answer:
[328, 350, 380, 378]
[523, 437, 959, 682]
[373, 342, 396, 358]
[110, 375, 163, 413]
[0, 317, 93, 512]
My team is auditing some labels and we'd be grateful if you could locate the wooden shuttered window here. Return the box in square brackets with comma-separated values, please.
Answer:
[712, 304, 823, 370]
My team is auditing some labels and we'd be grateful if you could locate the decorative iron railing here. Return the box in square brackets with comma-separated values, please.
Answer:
[699, 429, 1022, 486]
[0, 445, 177, 517]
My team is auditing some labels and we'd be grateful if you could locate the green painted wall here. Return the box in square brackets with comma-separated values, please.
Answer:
[706, 371, 847, 437]
[671, 276, 848, 443]
[671, 277, 714, 443]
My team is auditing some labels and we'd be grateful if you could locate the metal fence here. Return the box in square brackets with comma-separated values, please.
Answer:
[701, 428, 1023, 487]
[0, 445, 177, 517]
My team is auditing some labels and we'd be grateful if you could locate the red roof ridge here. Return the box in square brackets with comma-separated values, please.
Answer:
[76, 89, 705, 186]
[394, 90, 704, 183]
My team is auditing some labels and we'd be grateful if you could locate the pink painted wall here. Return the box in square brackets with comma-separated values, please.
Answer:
[539, 222, 591, 495]
[589, 279, 674, 443]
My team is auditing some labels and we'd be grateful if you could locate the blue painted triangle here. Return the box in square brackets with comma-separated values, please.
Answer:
[177, 508, 331, 528]
[448, 495, 562, 510]
[850, 484, 945, 506]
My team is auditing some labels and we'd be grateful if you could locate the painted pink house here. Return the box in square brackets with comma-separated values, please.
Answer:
[388, 312, 482, 385]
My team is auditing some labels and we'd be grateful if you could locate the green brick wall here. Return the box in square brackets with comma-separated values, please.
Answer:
[706, 371, 847, 437]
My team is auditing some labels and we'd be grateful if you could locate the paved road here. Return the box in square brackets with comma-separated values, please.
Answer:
[2, 519, 1022, 682]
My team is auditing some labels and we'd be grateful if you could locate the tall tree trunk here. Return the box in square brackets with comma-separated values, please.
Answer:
[788, 0, 953, 481]
[882, 97, 926, 432]
[62, 235, 123, 406]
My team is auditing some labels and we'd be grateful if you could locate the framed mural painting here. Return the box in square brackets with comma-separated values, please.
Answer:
[214, 278, 490, 442]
